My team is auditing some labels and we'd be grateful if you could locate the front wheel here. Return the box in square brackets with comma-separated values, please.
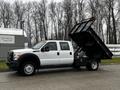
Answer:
[18, 61, 36, 76]
[86, 60, 99, 71]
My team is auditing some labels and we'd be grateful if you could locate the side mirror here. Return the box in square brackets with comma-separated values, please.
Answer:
[41, 47, 49, 52]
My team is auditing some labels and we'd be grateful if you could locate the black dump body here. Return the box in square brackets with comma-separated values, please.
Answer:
[69, 17, 113, 59]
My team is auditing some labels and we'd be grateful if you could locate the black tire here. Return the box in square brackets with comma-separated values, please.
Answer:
[86, 60, 99, 71]
[18, 61, 36, 76]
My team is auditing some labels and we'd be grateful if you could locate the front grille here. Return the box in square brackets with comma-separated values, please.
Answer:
[7, 51, 14, 62]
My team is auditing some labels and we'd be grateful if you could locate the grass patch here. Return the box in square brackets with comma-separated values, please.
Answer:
[101, 58, 120, 64]
[0, 60, 9, 72]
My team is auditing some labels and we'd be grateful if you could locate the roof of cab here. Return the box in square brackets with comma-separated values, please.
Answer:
[46, 40, 71, 42]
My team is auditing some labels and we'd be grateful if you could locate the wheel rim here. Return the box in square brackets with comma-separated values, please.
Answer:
[24, 64, 34, 75]
[91, 61, 98, 70]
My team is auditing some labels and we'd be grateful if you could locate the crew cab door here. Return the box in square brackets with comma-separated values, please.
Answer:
[39, 42, 60, 66]
[58, 42, 74, 65]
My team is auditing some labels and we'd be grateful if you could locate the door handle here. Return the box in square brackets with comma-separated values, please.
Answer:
[57, 52, 60, 55]
[70, 52, 72, 55]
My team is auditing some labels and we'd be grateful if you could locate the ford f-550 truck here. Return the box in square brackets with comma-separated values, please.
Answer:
[6, 18, 113, 76]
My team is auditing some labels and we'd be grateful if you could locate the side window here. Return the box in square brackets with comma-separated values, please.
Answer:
[44, 42, 57, 51]
[60, 42, 70, 50]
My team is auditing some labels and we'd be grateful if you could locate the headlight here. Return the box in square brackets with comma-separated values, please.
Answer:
[13, 53, 21, 60]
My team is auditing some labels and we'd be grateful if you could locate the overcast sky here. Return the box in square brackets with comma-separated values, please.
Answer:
[4, 0, 63, 3]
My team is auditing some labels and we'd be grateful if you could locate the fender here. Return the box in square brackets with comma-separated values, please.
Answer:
[18, 53, 41, 69]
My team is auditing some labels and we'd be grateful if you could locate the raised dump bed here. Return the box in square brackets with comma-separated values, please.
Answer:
[69, 17, 113, 59]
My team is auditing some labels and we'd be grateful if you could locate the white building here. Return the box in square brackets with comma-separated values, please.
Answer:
[0, 28, 28, 59]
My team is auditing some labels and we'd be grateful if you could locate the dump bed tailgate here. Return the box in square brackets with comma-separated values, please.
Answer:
[69, 18, 113, 59]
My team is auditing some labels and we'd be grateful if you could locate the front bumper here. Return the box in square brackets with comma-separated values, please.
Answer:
[7, 51, 19, 70]
[6, 60, 19, 70]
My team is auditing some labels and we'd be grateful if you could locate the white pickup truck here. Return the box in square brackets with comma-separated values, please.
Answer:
[7, 18, 113, 76]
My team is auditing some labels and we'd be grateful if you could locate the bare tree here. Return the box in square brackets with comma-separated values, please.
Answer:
[0, 0, 119, 45]
[63, 0, 73, 40]
[31, 0, 48, 44]
[31, 2, 39, 44]
[49, 2, 58, 39]
[103, 0, 117, 44]
[117, 0, 120, 43]
[111, 0, 117, 44]
[37, 0, 48, 40]
[56, 2, 64, 40]
[0, 1, 13, 28]
[13, 1, 26, 29]
[88, 0, 104, 41]
[26, 2, 32, 47]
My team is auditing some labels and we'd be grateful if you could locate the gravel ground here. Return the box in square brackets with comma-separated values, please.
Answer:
[0, 65, 120, 90]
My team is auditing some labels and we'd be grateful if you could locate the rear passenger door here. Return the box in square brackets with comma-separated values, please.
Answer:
[59, 42, 74, 65]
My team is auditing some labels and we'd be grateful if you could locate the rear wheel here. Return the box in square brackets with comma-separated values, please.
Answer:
[86, 60, 99, 71]
[18, 61, 36, 76]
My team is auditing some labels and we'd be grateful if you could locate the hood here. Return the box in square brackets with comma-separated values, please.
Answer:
[11, 48, 34, 53]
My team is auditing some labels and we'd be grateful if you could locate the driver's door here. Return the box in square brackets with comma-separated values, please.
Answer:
[38, 42, 60, 66]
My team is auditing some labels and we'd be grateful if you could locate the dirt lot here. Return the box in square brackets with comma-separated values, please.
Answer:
[0, 65, 120, 90]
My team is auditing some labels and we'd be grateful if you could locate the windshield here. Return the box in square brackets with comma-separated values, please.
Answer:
[32, 41, 46, 49]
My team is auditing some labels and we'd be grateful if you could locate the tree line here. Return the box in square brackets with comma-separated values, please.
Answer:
[0, 0, 120, 47]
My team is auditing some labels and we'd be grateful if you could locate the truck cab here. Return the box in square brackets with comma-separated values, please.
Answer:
[33, 40, 74, 66]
